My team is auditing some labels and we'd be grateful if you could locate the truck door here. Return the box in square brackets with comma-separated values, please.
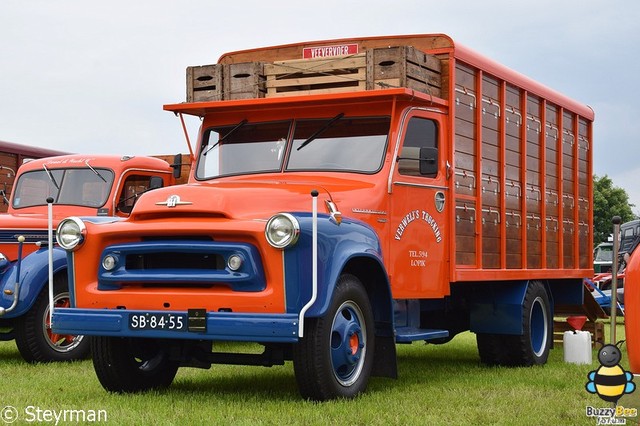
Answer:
[389, 110, 449, 298]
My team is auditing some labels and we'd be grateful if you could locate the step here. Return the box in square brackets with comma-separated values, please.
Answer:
[395, 327, 449, 343]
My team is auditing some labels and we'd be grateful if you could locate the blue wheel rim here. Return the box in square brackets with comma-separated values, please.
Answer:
[530, 296, 548, 357]
[330, 300, 367, 386]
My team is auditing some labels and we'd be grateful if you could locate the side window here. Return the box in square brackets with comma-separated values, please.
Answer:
[398, 117, 438, 178]
[117, 175, 162, 214]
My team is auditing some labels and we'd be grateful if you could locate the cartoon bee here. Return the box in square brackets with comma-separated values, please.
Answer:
[586, 341, 636, 403]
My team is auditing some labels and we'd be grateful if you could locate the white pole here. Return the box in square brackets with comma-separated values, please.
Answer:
[298, 190, 319, 338]
[47, 197, 54, 326]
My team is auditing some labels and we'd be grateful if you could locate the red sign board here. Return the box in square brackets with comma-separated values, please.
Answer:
[303, 44, 359, 59]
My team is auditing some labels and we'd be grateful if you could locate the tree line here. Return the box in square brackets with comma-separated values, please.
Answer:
[593, 175, 636, 246]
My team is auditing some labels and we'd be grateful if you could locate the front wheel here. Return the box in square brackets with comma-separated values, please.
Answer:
[92, 336, 179, 393]
[293, 274, 375, 401]
[477, 280, 551, 366]
[14, 274, 89, 363]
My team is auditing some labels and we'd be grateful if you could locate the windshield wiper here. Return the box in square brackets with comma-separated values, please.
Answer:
[203, 119, 248, 156]
[296, 113, 344, 151]
[85, 159, 107, 182]
[42, 164, 60, 190]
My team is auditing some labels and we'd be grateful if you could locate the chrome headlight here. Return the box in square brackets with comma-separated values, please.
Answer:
[56, 217, 86, 251]
[102, 254, 118, 271]
[265, 213, 300, 249]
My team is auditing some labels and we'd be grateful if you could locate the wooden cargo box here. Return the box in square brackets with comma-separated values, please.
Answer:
[366, 46, 442, 98]
[186, 64, 223, 102]
[264, 54, 367, 97]
[223, 62, 266, 100]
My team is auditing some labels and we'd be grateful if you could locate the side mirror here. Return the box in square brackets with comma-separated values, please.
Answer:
[419, 146, 438, 177]
[172, 153, 183, 179]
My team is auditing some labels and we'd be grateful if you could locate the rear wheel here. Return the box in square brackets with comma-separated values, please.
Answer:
[293, 274, 375, 400]
[92, 336, 179, 393]
[477, 281, 551, 366]
[14, 274, 89, 363]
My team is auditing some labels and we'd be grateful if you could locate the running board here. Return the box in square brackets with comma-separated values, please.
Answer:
[395, 327, 449, 343]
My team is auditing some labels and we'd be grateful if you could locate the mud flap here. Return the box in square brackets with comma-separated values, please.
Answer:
[469, 281, 528, 335]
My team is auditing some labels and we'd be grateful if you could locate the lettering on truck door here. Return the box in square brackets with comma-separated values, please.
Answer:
[389, 112, 449, 298]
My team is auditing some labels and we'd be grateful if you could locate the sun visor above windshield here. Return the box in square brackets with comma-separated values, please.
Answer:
[164, 88, 446, 117]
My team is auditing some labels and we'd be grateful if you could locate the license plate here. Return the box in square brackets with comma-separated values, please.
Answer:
[129, 313, 186, 331]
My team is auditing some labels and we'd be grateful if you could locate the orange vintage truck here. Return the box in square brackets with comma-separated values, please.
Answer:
[0, 154, 185, 362]
[51, 34, 594, 400]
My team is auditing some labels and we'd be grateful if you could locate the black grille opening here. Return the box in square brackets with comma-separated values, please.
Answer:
[125, 252, 225, 270]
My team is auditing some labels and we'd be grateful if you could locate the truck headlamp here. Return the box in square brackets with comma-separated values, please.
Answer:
[102, 254, 118, 271]
[265, 213, 300, 249]
[56, 217, 86, 251]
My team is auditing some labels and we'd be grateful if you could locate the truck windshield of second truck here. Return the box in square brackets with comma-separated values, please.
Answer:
[196, 116, 391, 179]
[12, 167, 115, 208]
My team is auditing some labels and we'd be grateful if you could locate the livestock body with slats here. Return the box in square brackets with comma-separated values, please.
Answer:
[452, 58, 591, 279]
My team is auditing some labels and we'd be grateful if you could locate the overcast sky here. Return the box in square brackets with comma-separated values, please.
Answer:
[2, 1, 639, 211]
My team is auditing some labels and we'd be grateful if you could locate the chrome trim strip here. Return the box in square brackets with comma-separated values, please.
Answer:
[393, 181, 449, 190]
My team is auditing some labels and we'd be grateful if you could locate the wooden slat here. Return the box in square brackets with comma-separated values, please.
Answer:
[264, 54, 366, 74]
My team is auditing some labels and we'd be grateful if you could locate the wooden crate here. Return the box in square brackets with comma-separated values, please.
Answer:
[186, 65, 223, 102]
[367, 46, 442, 97]
[264, 54, 367, 97]
[223, 62, 266, 100]
[553, 319, 605, 347]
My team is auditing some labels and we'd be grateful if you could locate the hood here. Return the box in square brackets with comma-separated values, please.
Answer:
[130, 176, 379, 220]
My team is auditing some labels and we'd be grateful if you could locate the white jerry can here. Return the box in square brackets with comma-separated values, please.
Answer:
[563, 330, 593, 364]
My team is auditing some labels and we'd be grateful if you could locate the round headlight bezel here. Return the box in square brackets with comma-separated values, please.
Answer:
[102, 254, 118, 271]
[265, 213, 300, 249]
[56, 217, 86, 251]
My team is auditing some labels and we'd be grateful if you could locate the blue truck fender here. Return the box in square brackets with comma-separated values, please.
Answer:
[0, 246, 68, 318]
[285, 214, 393, 321]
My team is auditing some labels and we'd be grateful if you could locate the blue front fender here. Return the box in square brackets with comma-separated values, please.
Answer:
[0, 246, 68, 318]
[284, 214, 390, 318]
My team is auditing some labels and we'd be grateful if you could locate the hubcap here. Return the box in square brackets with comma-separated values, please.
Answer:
[330, 300, 366, 386]
[43, 292, 84, 353]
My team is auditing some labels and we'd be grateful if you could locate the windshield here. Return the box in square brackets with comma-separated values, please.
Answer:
[195, 116, 390, 179]
[594, 245, 613, 262]
[12, 168, 115, 208]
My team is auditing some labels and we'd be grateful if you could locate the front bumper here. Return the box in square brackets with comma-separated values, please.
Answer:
[52, 308, 300, 343]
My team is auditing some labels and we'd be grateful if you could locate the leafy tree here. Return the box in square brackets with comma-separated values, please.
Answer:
[593, 174, 635, 246]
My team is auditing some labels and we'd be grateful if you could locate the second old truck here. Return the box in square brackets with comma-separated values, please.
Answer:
[0, 154, 184, 362]
[52, 34, 594, 400]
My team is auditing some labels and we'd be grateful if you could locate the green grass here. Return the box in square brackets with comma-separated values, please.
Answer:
[0, 321, 638, 425]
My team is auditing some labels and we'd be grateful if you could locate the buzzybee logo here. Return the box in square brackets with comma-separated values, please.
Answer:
[586, 342, 635, 403]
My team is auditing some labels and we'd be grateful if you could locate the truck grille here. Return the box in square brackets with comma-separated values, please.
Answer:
[97, 240, 266, 292]
[125, 252, 225, 270]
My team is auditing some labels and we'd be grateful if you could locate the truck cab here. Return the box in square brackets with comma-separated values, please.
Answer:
[0, 154, 181, 362]
[593, 242, 613, 274]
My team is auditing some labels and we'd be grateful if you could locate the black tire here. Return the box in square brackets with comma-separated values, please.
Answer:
[14, 273, 89, 363]
[92, 336, 179, 393]
[293, 274, 375, 401]
[477, 281, 551, 366]
[476, 333, 510, 366]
